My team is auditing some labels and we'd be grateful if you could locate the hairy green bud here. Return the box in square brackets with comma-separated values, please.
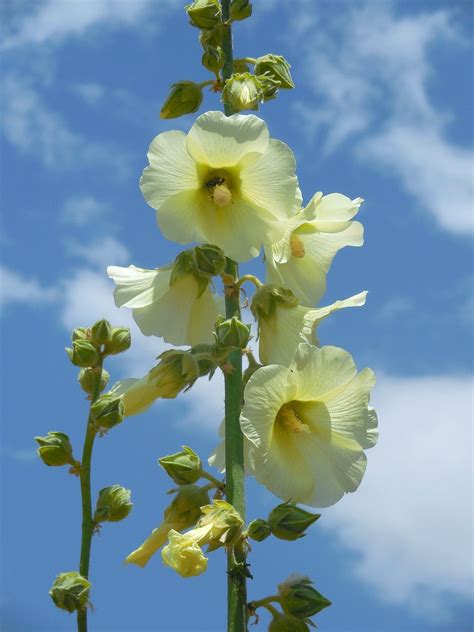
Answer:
[215, 315, 251, 350]
[268, 502, 320, 541]
[259, 73, 281, 101]
[202, 45, 225, 74]
[186, 0, 221, 30]
[254, 54, 294, 89]
[78, 367, 110, 395]
[66, 339, 100, 368]
[247, 518, 271, 542]
[104, 327, 131, 355]
[159, 446, 203, 485]
[268, 612, 310, 632]
[49, 571, 91, 613]
[90, 394, 125, 432]
[251, 284, 299, 322]
[194, 244, 226, 278]
[35, 431, 76, 467]
[160, 81, 204, 119]
[94, 485, 133, 523]
[71, 327, 90, 341]
[90, 319, 112, 345]
[222, 72, 263, 111]
[230, 0, 252, 21]
[278, 574, 332, 619]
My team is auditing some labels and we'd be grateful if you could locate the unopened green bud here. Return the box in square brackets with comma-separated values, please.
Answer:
[247, 518, 271, 542]
[268, 612, 310, 632]
[259, 73, 281, 101]
[94, 485, 133, 523]
[90, 319, 112, 345]
[254, 54, 294, 89]
[72, 327, 90, 341]
[164, 484, 210, 526]
[66, 339, 100, 368]
[160, 81, 204, 119]
[159, 446, 203, 485]
[78, 367, 110, 395]
[268, 502, 320, 541]
[35, 431, 76, 467]
[194, 244, 226, 278]
[202, 45, 225, 74]
[215, 315, 251, 349]
[230, 0, 252, 21]
[278, 574, 332, 618]
[251, 284, 299, 321]
[186, 0, 221, 30]
[104, 327, 131, 355]
[222, 72, 263, 111]
[199, 27, 222, 49]
[90, 394, 124, 432]
[190, 343, 220, 379]
[49, 571, 91, 613]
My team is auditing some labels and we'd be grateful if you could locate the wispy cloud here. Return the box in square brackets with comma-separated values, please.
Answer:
[321, 373, 473, 618]
[61, 195, 110, 227]
[0, 265, 58, 308]
[293, 2, 473, 235]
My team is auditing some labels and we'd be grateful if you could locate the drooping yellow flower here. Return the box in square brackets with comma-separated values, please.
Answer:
[251, 284, 367, 366]
[161, 530, 208, 578]
[265, 193, 364, 306]
[140, 110, 299, 262]
[107, 264, 223, 346]
[240, 343, 377, 508]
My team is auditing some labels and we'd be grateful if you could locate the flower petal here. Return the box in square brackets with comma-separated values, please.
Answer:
[186, 110, 269, 167]
[107, 265, 171, 309]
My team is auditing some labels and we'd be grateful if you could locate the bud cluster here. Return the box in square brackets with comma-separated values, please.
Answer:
[65, 319, 131, 369]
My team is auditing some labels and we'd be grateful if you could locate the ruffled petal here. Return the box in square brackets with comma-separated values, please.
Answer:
[186, 110, 269, 167]
[140, 131, 200, 210]
[107, 265, 171, 309]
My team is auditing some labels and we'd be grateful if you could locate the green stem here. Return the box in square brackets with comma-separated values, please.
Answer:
[236, 274, 263, 289]
[198, 79, 215, 89]
[201, 470, 225, 490]
[77, 360, 103, 632]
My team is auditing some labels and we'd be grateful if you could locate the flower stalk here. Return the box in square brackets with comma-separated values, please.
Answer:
[77, 357, 103, 632]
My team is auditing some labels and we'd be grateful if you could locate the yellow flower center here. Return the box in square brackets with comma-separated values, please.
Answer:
[203, 171, 234, 208]
[276, 403, 310, 434]
[289, 234, 306, 258]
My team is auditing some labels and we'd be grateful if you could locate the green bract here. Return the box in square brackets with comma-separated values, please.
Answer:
[49, 571, 91, 613]
[35, 431, 75, 467]
[278, 574, 332, 619]
[254, 54, 294, 89]
[94, 485, 133, 523]
[159, 446, 203, 485]
[186, 0, 221, 30]
[161, 81, 203, 119]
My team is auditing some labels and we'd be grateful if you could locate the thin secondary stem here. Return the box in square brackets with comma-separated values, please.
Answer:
[236, 274, 263, 289]
[77, 360, 103, 632]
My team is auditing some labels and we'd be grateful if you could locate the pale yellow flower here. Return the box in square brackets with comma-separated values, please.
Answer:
[254, 289, 367, 366]
[161, 530, 208, 578]
[265, 193, 364, 305]
[107, 264, 223, 346]
[140, 110, 299, 262]
[240, 343, 377, 508]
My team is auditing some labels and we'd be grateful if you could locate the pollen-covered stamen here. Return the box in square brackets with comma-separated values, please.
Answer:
[289, 234, 306, 258]
[276, 403, 310, 434]
[212, 183, 232, 208]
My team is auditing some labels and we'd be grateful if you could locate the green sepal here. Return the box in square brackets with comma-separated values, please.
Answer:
[268, 502, 320, 541]
[94, 485, 133, 523]
[254, 53, 294, 89]
[49, 571, 91, 613]
[159, 446, 203, 485]
[35, 431, 76, 467]
[90, 319, 112, 345]
[160, 81, 203, 119]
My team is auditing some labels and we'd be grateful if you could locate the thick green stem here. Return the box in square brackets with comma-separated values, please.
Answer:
[77, 361, 103, 632]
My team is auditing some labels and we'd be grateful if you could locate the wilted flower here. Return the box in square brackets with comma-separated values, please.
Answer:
[140, 110, 299, 262]
[161, 530, 208, 578]
[240, 343, 378, 507]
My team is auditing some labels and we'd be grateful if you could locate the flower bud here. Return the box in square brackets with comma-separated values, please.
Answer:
[258, 73, 281, 102]
[268, 612, 310, 632]
[222, 72, 263, 112]
[202, 46, 225, 74]
[278, 574, 332, 618]
[186, 0, 221, 30]
[78, 367, 110, 395]
[254, 54, 294, 89]
[161, 530, 208, 577]
[159, 446, 203, 485]
[194, 244, 226, 278]
[35, 431, 76, 467]
[199, 27, 222, 49]
[72, 327, 90, 341]
[94, 485, 133, 523]
[160, 81, 204, 119]
[49, 571, 91, 613]
[247, 518, 271, 542]
[66, 339, 100, 368]
[215, 315, 251, 350]
[230, 0, 252, 21]
[268, 502, 320, 541]
[151, 349, 201, 398]
[90, 319, 112, 345]
[104, 326, 131, 355]
[90, 394, 125, 432]
[251, 284, 299, 322]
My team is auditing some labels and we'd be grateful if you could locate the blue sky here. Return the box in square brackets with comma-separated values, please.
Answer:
[1, 1, 473, 630]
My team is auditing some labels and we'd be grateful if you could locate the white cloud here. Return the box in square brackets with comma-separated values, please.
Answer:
[72, 82, 106, 105]
[0, 265, 58, 308]
[2, 75, 128, 172]
[66, 236, 130, 270]
[376, 296, 414, 322]
[1, 0, 160, 50]
[61, 195, 109, 227]
[293, 3, 474, 235]
[322, 373, 473, 618]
